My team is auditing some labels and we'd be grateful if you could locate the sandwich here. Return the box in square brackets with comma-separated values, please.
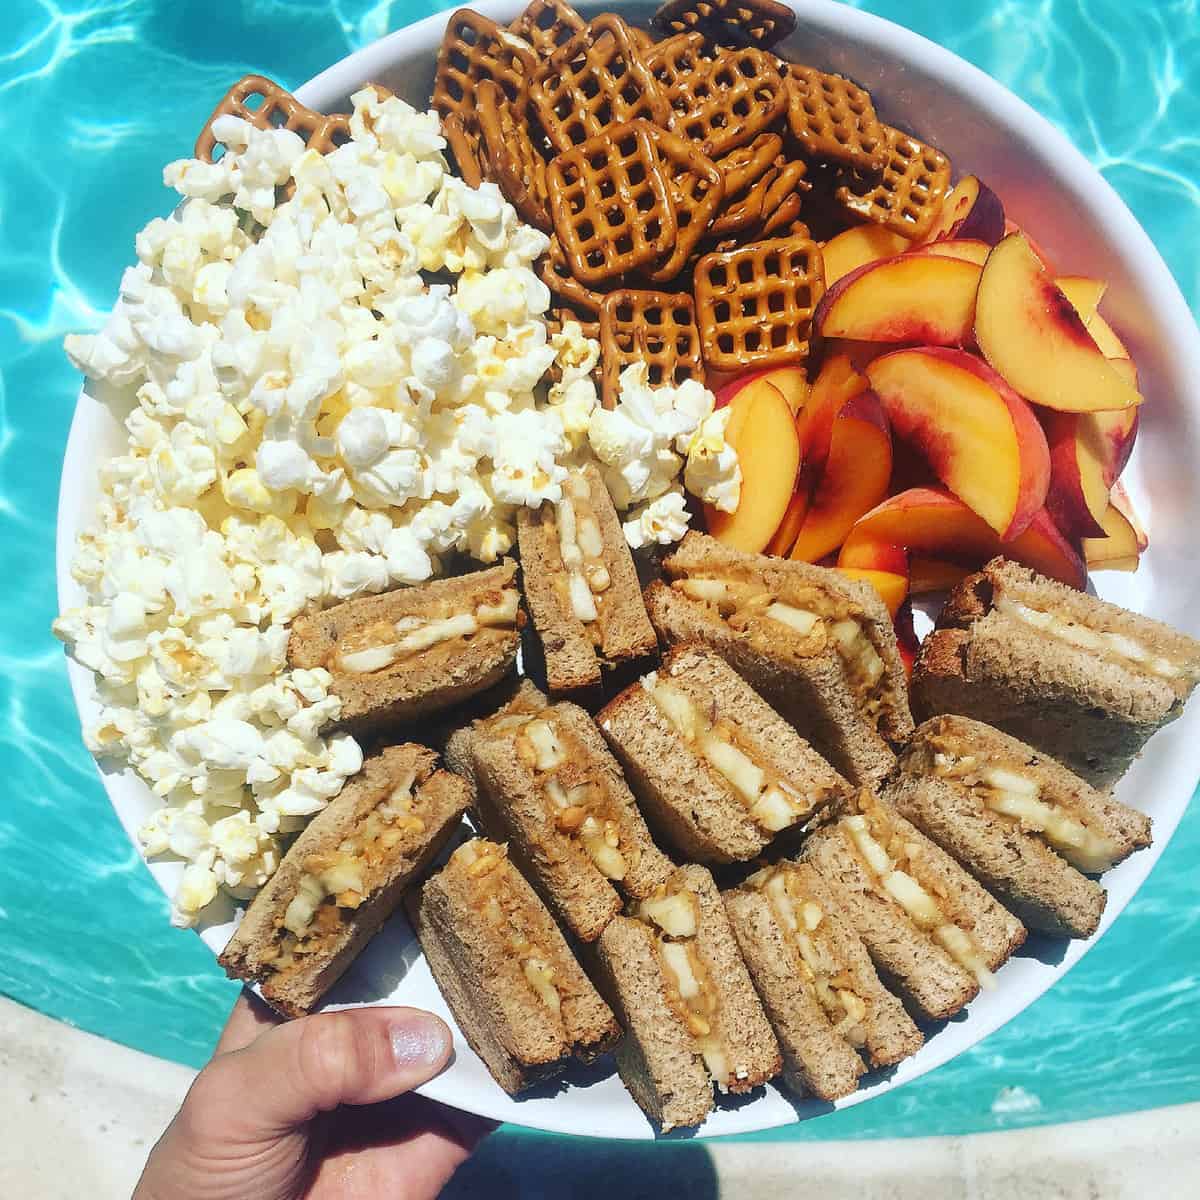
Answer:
[911, 557, 1200, 787]
[643, 531, 914, 786]
[724, 860, 923, 1100]
[597, 644, 849, 863]
[517, 463, 657, 698]
[288, 561, 523, 733]
[410, 838, 621, 1096]
[593, 864, 782, 1131]
[800, 790, 1026, 1021]
[445, 686, 674, 942]
[219, 744, 470, 1017]
[885, 715, 1152, 938]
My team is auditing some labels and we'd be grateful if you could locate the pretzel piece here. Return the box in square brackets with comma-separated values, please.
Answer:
[835, 124, 952, 240]
[546, 120, 678, 286]
[644, 125, 725, 282]
[693, 237, 826, 371]
[442, 112, 484, 188]
[476, 80, 552, 231]
[532, 14, 672, 153]
[708, 164, 779, 237]
[653, 0, 796, 49]
[538, 234, 609, 314]
[432, 9, 538, 128]
[599, 290, 704, 409]
[511, 0, 587, 57]
[713, 132, 781, 194]
[784, 65, 888, 172]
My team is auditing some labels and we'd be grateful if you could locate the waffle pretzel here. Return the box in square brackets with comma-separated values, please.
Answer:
[757, 188, 804, 237]
[714, 132, 781, 194]
[653, 0, 796, 49]
[195, 75, 350, 162]
[547, 120, 678, 285]
[835, 124, 952, 240]
[693, 237, 826, 371]
[476, 80, 552, 231]
[537, 234, 609, 314]
[709, 163, 779, 237]
[432, 9, 538, 129]
[532, 14, 672, 153]
[644, 124, 725, 282]
[511, 0, 587, 57]
[784, 65, 888, 172]
[442, 112, 484, 188]
[599, 290, 704, 409]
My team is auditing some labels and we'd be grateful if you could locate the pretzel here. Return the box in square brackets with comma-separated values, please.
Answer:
[644, 125, 725, 282]
[476, 80, 551, 231]
[546, 120, 678, 285]
[630, 25, 658, 54]
[693, 237, 826, 371]
[599, 290, 704, 409]
[532, 14, 672, 153]
[709, 164, 779, 237]
[537, 234, 608, 314]
[653, 0, 796, 49]
[442, 112, 484, 188]
[649, 36, 788, 158]
[757, 189, 805, 237]
[835, 124, 952, 240]
[511, 0, 586, 58]
[432, 9, 538, 129]
[784, 65, 888, 172]
[713, 132, 781, 194]
[195, 75, 350, 162]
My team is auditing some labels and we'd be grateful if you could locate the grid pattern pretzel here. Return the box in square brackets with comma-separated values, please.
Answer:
[693, 237, 826, 371]
[652, 0, 797, 49]
[835, 124, 952, 240]
[713, 131, 781, 195]
[644, 124, 725, 282]
[195, 75, 351, 163]
[709, 163, 779, 237]
[654, 40, 788, 158]
[784, 65, 888, 171]
[599, 290, 704, 409]
[537, 234, 609, 314]
[476, 80, 552, 231]
[510, 0, 587, 57]
[532, 13, 672, 153]
[546, 120, 678, 286]
[442, 112, 484, 188]
[432, 9, 538, 128]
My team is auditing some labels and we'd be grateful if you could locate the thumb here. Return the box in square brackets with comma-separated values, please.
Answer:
[189, 1007, 453, 1140]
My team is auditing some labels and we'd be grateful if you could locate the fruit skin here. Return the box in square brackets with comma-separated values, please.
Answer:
[1043, 406, 1139, 541]
[924, 175, 1005, 245]
[821, 225, 910, 286]
[837, 567, 908, 617]
[1111, 479, 1148, 551]
[974, 233, 1142, 414]
[894, 600, 919, 680]
[716, 365, 810, 415]
[812, 253, 982, 347]
[704, 376, 802, 554]
[866, 346, 1051, 541]
[765, 488, 811, 557]
[841, 486, 1087, 590]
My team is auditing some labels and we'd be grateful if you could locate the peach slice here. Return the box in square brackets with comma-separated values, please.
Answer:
[716, 365, 811, 416]
[866, 347, 1050, 539]
[1082, 502, 1142, 571]
[796, 354, 869, 466]
[1108, 355, 1138, 387]
[837, 567, 908, 617]
[765, 488, 811, 557]
[894, 600, 920, 680]
[910, 556, 972, 594]
[705, 376, 801, 553]
[975, 233, 1142, 413]
[1043, 406, 1139, 540]
[821, 225, 911, 286]
[1055, 276, 1107, 321]
[1086, 313, 1130, 360]
[818, 338, 894, 374]
[837, 536, 907, 576]
[1111, 479, 1149, 551]
[919, 239, 991, 266]
[842, 486, 1086, 589]
[1003, 219, 1056, 274]
[812, 254, 983, 346]
[789, 390, 892, 563]
[924, 175, 1005, 245]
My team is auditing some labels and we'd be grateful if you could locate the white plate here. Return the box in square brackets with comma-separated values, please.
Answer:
[56, 0, 1200, 1140]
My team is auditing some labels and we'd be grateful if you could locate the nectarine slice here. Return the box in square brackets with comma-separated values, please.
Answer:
[1111, 479, 1148, 551]
[975, 233, 1142, 413]
[765, 487, 811, 557]
[919, 239, 992, 266]
[1054, 276, 1107, 321]
[1082, 502, 1142, 571]
[796, 354, 868, 467]
[821, 225, 910, 286]
[910, 556, 972, 593]
[924, 175, 1005, 245]
[866, 347, 1050, 540]
[836, 567, 908, 617]
[1043, 406, 1139, 540]
[1085, 313, 1129, 360]
[716, 365, 811, 416]
[837, 536, 907, 576]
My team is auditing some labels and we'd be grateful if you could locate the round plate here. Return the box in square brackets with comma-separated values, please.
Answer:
[56, 0, 1200, 1139]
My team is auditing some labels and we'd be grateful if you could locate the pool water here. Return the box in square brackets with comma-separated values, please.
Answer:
[3, 0, 1198, 1142]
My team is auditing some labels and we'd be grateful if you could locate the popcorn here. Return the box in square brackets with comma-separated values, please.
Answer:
[623, 487, 692, 549]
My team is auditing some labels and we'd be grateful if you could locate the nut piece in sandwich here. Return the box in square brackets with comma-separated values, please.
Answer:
[644, 531, 914, 786]
[517, 464, 657, 699]
[800, 789, 1026, 1021]
[288, 561, 523, 734]
[593, 864, 782, 1131]
[410, 839, 621, 1096]
[725, 860, 923, 1100]
[911, 557, 1200, 788]
[219, 744, 471, 1018]
[887, 715, 1152, 939]
[446, 692, 674, 942]
[597, 644, 849, 863]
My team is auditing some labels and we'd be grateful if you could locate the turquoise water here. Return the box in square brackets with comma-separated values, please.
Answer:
[2, 0, 1198, 1143]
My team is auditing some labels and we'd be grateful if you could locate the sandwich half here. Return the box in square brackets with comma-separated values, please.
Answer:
[800, 790, 1026, 1021]
[597, 644, 849, 862]
[219, 744, 470, 1017]
[886, 715, 1152, 938]
[724, 860, 923, 1100]
[644, 531, 913, 786]
[411, 838, 621, 1096]
[517, 463, 657, 697]
[288, 561, 523, 733]
[593, 864, 782, 1131]
[911, 557, 1200, 787]
[447, 691, 674, 942]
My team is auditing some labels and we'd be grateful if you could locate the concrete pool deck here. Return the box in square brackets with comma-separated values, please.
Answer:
[3, 996, 1197, 1199]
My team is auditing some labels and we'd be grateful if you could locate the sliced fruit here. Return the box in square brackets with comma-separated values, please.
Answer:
[765, 488, 811, 557]
[716, 365, 811, 416]
[796, 354, 869, 467]
[910, 556, 972, 594]
[1043, 407, 1139, 540]
[836, 537, 907, 576]
[1082, 502, 1142, 571]
[1054, 276, 1107, 321]
[894, 600, 919, 680]
[1085, 313, 1130, 360]
[821, 225, 911, 286]
[837, 567, 908, 617]
[919, 239, 991, 266]
[1111, 479, 1148, 551]
[924, 175, 1005, 245]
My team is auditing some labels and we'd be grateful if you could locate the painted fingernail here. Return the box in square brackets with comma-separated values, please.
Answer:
[390, 1015, 450, 1069]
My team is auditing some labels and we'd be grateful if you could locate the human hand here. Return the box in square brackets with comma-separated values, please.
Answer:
[134, 991, 495, 1200]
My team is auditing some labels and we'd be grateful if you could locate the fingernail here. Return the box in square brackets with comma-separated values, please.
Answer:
[390, 1015, 450, 1069]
